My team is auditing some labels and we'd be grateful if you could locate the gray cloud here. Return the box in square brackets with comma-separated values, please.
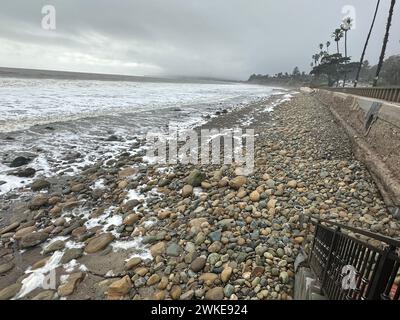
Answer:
[0, 0, 399, 80]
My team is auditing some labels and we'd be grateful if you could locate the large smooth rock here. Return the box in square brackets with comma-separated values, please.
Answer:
[20, 231, 49, 248]
[84, 233, 115, 253]
[0, 283, 22, 300]
[107, 275, 132, 299]
[10, 156, 31, 168]
[58, 272, 85, 297]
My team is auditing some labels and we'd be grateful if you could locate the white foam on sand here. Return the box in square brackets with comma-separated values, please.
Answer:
[90, 178, 106, 190]
[0, 162, 33, 195]
[63, 259, 88, 273]
[65, 240, 85, 249]
[40, 236, 70, 253]
[118, 237, 153, 261]
[125, 189, 145, 202]
[84, 207, 123, 236]
[14, 250, 64, 299]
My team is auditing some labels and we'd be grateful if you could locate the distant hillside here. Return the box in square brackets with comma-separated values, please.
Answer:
[0, 67, 235, 84]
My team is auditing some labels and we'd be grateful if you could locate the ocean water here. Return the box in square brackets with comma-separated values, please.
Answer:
[0, 77, 282, 194]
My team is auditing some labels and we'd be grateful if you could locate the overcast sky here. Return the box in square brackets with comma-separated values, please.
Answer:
[0, 0, 399, 80]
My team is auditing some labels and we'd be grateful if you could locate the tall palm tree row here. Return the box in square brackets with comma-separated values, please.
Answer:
[354, 0, 381, 87]
[374, 0, 397, 87]
[312, 1, 397, 87]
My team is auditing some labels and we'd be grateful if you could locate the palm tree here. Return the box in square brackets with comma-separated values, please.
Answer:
[326, 41, 331, 54]
[354, 0, 381, 87]
[341, 17, 353, 58]
[332, 28, 344, 54]
[374, 0, 397, 87]
[341, 17, 353, 87]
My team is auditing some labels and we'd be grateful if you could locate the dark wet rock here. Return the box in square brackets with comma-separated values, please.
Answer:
[9, 156, 32, 168]
[106, 135, 121, 142]
[12, 167, 36, 178]
[186, 169, 205, 187]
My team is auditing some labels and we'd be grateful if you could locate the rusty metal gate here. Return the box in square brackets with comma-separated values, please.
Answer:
[309, 217, 400, 300]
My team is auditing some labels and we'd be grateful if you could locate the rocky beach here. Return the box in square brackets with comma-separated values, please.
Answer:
[1, 91, 399, 301]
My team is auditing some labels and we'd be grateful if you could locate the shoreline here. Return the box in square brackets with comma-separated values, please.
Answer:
[1, 91, 399, 300]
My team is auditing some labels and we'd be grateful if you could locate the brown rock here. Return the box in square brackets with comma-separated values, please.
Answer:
[125, 257, 142, 270]
[199, 273, 218, 285]
[287, 180, 298, 188]
[153, 290, 166, 300]
[84, 233, 114, 253]
[20, 231, 48, 248]
[147, 274, 161, 286]
[107, 275, 132, 299]
[229, 176, 247, 190]
[150, 242, 165, 257]
[0, 283, 22, 300]
[0, 262, 14, 274]
[205, 287, 224, 300]
[221, 267, 233, 282]
[14, 226, 36, 240]
[190, 257, 206, 272]
[170, 285, 182, 300]
[251, 266, 265, 277]
[71, 183, 85, 193]
[249, 191, 260, 202]
[118, 167, 138, 178]
[0, 222, 19, 235]
[123, 213, 139, 226]
[29, 195, 48, 209]
[30, 179, 51, 191]
[58, 272, 85, 297]
[182, 185, 193, 198]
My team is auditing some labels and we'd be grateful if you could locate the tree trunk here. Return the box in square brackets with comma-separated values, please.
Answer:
[374, 0, 396, 87]
[343, 31, 348, 87]
[354, 0, 381, 87]
[336, 41, 339, 54]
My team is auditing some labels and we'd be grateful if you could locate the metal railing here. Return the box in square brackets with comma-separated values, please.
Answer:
[309, 216, 400, 300]
[325, 87, 400, 104]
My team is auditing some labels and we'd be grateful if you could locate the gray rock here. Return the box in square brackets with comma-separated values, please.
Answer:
[208, 229, 222, 242]
[31, 179, 51, 191]
[43, 240, 65, 254]
[61, 248, 83, 264]
[166, 243, 182, 257]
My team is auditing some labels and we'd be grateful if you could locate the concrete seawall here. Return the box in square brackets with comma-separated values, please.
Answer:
[314, 89, 400, 216]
